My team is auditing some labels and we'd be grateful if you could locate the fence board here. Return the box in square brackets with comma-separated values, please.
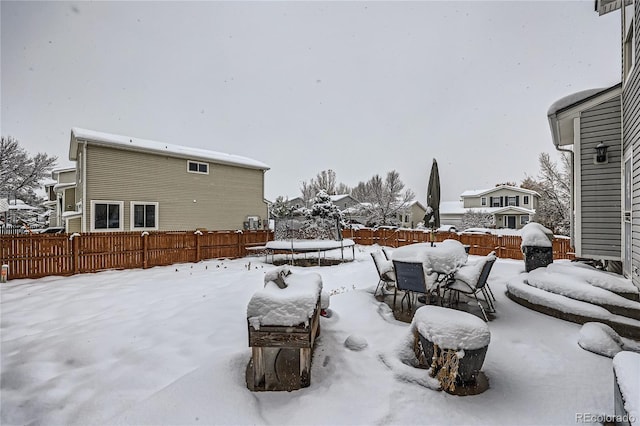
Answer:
[1, 229, 575, 281]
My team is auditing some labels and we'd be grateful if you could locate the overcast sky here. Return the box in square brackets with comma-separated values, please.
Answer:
[1, 1, 621, 203]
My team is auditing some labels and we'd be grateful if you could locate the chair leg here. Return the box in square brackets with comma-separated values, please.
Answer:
[474, 294, 489, 322]
[393, 287, 397, 311]
[485, 282, 496, 302]
[481, 288, 496, 313]
[375, 279, 383, 296]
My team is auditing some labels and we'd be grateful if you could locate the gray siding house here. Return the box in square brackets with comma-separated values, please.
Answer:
[45, 167, 78, 228]
[548, 84, 622, 262]
[545, 0, 640, 289]
[63, 128, 270, 233]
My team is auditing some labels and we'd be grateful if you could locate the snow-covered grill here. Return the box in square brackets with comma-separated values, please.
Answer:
[246, 269, 323, 391]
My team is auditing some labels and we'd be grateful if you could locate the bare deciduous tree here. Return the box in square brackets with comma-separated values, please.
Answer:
[0, 136, 57, 207]
[521, 152, 570, 235]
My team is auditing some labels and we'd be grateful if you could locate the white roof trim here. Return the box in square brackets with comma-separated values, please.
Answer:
[460, 185, 540, 198]
[69, 128, 270, 171]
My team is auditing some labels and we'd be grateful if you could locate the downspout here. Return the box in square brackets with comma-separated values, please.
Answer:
[82, 141, 87, 233]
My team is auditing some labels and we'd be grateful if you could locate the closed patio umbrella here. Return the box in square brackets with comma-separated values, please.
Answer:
[424, 158, 441, 246]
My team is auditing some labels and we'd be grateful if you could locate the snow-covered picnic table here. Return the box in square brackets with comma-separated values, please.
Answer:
[392, 239, 468, 290]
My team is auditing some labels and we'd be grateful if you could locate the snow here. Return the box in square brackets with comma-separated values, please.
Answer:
[507, 276, 640, 328]
[0, 246, 631, 425]
[547, 86, 614, 116]
[613, 351, 640, 425]
[578, 323, 625, 358]
[392, 239, 468, 289]
[412, 305, 491, 350]
[70, 127, 270, 171]
[453, 252, 497, 287]
[526, 267, 640, 310]
[521, 222, 554, 247]
[548, 262, 639, 295]
[247, 271, 322, 328]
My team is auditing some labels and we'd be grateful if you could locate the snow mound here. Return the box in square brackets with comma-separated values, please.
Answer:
[344, 335, 368, 351]
[578, 322, 624, 358]
[526, 268, 640, 309]
[548, 262, 639, 295]
[521, 222, 553, 248]
[412, 305, 490, 350]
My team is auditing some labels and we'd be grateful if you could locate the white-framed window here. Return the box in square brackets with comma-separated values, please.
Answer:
[187, 160, 209, 174]
[520, 215, 529, 225]
[481, 197, 487, 206]
[491, 198, 501, 207]
[523, 195, 529, 205]
[91, 200, 124, 232]
[130, 201, 159, 230]
[507, 196, 517, 206]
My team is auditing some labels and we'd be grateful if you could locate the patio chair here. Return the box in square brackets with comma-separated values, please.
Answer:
[443, 256, 496, 322]
[371, 251, 395, 297]
[392, 260, 428, 312]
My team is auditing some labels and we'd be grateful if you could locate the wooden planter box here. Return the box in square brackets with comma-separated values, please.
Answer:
[247, 299, 321, 391]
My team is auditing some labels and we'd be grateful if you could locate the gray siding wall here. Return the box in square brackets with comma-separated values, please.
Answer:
[579, 97, 622, 259]
[84, 145, 267, 231]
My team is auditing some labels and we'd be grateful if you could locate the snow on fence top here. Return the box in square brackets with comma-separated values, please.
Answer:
[412, 305, 490, 350]
[520, 222, 553, 248]
[247, 270, 322, 329]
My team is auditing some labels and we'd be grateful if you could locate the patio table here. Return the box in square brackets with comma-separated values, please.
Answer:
[391, 239, 468, 295]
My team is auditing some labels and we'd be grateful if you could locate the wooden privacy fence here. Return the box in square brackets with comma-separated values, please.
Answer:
[342, 228, 575, 261]
[1, 228, 574, 281]
[1, 230, 272, 280]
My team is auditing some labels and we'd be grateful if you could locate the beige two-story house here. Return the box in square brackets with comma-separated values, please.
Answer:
[59, 128, 270, 233]
[440, 185, 540, 230]
[44, 167, 77, 228]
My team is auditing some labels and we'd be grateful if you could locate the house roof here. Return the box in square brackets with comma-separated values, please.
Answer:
[329, 194, 358, 203]
[69, 128, 270, 171]
[547, 83, 622, 147]
[460, 185, 540, 198]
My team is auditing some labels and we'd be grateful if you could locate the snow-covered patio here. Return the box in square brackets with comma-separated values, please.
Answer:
[0, 245, 631, 425]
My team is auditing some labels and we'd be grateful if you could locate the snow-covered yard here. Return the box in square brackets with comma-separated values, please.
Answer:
[0, 245, 629, 425]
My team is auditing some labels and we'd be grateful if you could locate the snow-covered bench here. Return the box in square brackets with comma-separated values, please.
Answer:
[246, 267, 325, 391]
[613, 351, 639, 426]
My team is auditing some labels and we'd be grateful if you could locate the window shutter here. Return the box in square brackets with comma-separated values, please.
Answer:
[516, 196, 520, 206]
[489, 196, 493, 206]
[500, 197, 504, 207]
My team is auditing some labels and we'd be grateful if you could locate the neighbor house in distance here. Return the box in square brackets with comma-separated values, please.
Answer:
[51, 128, 270, 233]
[440, 185, 539, 230]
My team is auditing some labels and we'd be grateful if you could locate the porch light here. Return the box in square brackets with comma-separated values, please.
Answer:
[595, 142, 608, 164]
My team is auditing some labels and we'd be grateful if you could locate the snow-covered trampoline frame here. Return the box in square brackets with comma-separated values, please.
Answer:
[261, 239, 356, 265]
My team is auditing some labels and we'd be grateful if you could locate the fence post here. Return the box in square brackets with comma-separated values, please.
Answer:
[72, 234, 80, 274]
[237, 231, 244, 257]
[195, 231, 201, 262]
[142, 232, 148, 269]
